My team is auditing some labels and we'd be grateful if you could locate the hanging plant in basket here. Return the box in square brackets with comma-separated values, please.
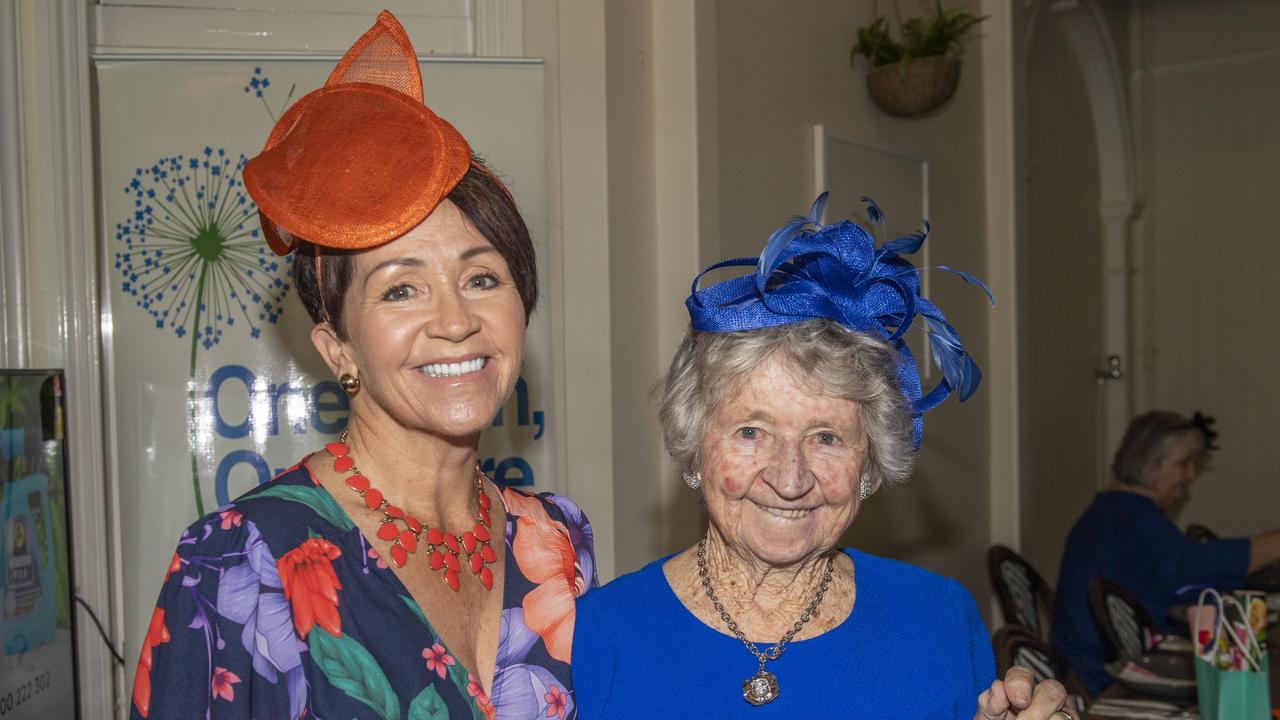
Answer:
[851, 1, 987, 118]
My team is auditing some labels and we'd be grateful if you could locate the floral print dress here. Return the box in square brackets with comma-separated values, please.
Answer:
[131, 458, 596, 720]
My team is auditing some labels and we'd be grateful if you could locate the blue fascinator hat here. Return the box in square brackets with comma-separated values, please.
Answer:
[686, 193, 993, 447]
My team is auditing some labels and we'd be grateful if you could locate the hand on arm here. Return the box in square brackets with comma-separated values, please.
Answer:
[974, 666, 1077, 720]
[1248, 529, 1280, 573]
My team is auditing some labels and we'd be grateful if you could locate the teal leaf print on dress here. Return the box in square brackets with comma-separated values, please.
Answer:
[400, 595, 429, 627]
[253, 485, 354, 531]
[407, 685, 449, 720]
[309, 630, 400, 720]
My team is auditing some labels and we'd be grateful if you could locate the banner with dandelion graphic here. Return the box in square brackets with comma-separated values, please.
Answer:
[96, 57, 550, 682]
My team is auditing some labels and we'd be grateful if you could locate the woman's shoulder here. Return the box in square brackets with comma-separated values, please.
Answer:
[501, 486, 599, 591]
[845, 548, 977, 605]
[579, 557, 669, 611]
[501, 486, 589, 527]
[211, 457, 353, 555]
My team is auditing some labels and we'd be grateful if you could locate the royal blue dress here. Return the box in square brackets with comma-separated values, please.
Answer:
[131, 458, 596, 720]
[1051, 490, 1251, 695]
[571, 548, 995, 718]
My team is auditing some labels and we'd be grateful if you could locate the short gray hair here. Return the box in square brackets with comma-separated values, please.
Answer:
[657, 319, 915, 489]
[1111, 410, 1206, 486]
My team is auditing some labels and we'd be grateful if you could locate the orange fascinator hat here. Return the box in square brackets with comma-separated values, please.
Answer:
[243, 11, 471, 255]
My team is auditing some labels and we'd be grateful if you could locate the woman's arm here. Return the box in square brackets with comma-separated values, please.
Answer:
[131, 512, 299, 720]
[1249, 529, 1280, 573]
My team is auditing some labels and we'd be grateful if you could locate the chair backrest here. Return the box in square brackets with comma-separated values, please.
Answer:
[992, 625, 1091, 707]
[1088, 578, 1160, 662]
[1186, 523, 1218, 543]
[988, 545, 1054, 638]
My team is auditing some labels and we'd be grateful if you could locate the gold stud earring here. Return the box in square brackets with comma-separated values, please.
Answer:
[339, 373, 360, 396]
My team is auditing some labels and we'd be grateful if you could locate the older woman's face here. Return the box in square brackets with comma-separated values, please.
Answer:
[322, 200, 525, 439]
[1146, 432, 1203, 511]
[699, 352, 869, 568]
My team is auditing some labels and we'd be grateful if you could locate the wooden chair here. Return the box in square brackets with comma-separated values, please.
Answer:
[988, 545, 1055, 640]
[1185, 523, 1218, 543]
[992, 625, 1090, 709]
[1087, 578, 1162, 663]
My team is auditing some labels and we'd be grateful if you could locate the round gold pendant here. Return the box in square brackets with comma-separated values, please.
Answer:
[742, 669, 779, 706]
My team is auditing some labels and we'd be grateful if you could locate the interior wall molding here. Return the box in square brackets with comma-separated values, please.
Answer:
[981, 0, 1020, 553]
[93, 2, 474, 55]
[0, 0, 30, 367]
[474, 0, 523, 57]
[22, 0, 119, 716]
[1147, 45, 1280, 76]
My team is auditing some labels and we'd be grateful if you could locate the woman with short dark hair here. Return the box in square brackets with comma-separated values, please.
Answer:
[131, 13, 594, 719]
[1051, 410, 1280, 695]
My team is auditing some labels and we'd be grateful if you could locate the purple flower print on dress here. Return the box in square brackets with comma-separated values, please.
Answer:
[496, 607, 540, 668]
[216, 520, 309, 719]
[490, 662, 575, 720]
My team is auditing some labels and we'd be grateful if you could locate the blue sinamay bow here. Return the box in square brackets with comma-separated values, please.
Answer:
[685, 193, 993, 447]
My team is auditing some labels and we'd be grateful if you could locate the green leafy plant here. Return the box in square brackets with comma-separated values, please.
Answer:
[851, 1, 987, 70]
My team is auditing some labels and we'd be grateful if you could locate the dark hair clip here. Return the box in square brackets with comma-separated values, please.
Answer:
[1190, 411, 1219, 451]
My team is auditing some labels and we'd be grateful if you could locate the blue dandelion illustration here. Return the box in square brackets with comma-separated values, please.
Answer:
[243, 67, 295, 122]
[113, 147, 292, 515]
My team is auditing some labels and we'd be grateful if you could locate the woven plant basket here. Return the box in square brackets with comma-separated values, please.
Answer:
[866, 55, 961, 118]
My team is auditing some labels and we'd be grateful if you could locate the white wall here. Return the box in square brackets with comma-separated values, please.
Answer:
[1019, 12, 1106, 586]
[712, 0, 996, 609]
[0, 3, 1042, 713]
[1131, 0, 1280, 539]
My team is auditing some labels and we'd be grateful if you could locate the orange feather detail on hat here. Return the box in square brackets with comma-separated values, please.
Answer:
[243, 11, 472, 255]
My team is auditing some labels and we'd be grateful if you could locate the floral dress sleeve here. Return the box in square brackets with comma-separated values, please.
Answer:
[131, 508, 306, 719]
[492, 490, 598, 719]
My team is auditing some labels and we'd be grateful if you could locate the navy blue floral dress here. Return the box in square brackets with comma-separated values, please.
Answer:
[131, 458, 596, 720]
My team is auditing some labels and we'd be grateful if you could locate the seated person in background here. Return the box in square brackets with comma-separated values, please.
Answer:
[1051, 410, 1280, 695]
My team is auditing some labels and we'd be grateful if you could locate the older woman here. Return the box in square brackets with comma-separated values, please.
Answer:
[1052, 410, 1280, 695]
[131, 13, 594, 719]
[571, 196, 1074, 718]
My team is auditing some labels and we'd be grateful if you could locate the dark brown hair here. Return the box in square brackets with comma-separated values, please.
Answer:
[289, 159, 537, 339]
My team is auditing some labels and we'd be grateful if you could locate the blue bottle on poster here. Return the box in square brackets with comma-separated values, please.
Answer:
[2, 472, 56, 655]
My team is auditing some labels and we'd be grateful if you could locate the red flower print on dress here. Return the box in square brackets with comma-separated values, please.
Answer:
[505, 490, 583, 662]
[276, 537, 343, 639]
[131, 606, 171, 718]
[422, 643, 456, 679]
[211, 667, 241, 702]
[543, 684, 568, 720]
[467, 673, 496, 719]
[465, 671, 494, 712]
[219, 509, 244, 530]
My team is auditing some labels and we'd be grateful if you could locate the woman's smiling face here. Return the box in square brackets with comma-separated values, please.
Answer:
[699, 351, 870, 568]
[315, 199, 526, 440]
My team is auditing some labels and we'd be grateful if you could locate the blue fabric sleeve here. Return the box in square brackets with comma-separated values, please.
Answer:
[570, 592, 615, 720]
[955, 579, 996, 718]
[1134, 509, 1251, 601]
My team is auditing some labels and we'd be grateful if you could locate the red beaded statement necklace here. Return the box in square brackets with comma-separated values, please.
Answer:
[326, 431, 498, 592]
